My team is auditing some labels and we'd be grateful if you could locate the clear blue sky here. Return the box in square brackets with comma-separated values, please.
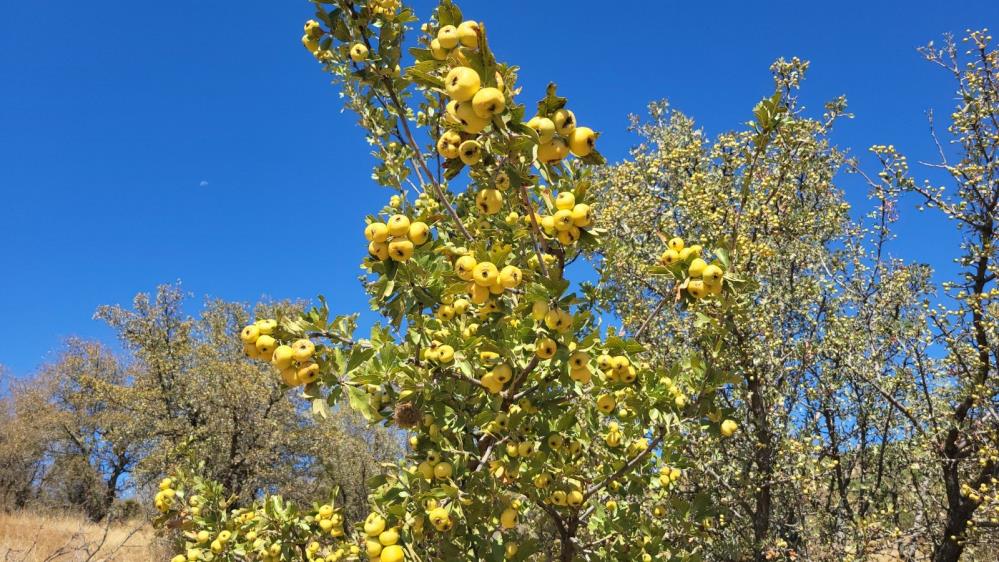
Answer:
[1, 1, 995, 377]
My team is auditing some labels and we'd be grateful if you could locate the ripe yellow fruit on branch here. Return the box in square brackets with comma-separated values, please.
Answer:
[721, 419, 739, 437]
[459, 140, 483, 165]
[456, 20, 480, 48]
[472, 87, 505, 119]
[568, 127, 597, 157]
[526, 116, 556, 143]
[553, 109, 576, 136]
[349, 43, 368, 63]
[500, 507, 518, 529]
[472, 261, 499, 286]
[437, 25, 459, 49]
[445, 66, 481, 102]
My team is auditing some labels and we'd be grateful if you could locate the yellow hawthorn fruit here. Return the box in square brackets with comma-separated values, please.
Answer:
[500, 508, 518, 529]
[568, 127, 597, 157]
[597, 394, 616, 414]
[430, 38, 448, 60]
[470, 282, 490, 304]
[437, 345, 455, 363]
[518, 441, 534, 457]
[505, 543, 518, 559]
[389, 239, 415, 262]
[459, 140, 483, 165]
[255, 334, 276, 356]
[506, 442, 519, 457]
[547, 433, 564, 450]
[366, 539, 383, 558]
[571, 203, 592, 227]
[436, 131, 462, 159]
[570, 367, 591, 384]
[379, 528, 399, 546]
[349, 43, 368, 63]
[450, 101, 489, 134]
[437, 305, 455, 321]
[605, 429, 622, 448]
[721, 419, 739, 437]
[499, 265, 522, 288]
[318, 504, 334, 519]
[569, 351, 589, 369]
[534, 473, 551, 488]
[495, 171, 511, 191]
[556, 227, 581, 246]
[433, 461, 453, 480]
[218, 530, 232, 543]
[708, 281, 723, 296]
[472, 87, 505, 119]
[428, 507, 452, 532]
[456, 20, 479, 48]
[472, 261, 499, 286]
[596, 354, 613, 371]
[553, 210, 574, 231]
[687, 243, 703, 257]
[566, 490, 583, 508]
[668, 237, 684, 252]
[555, 191, 575, 210]
[537, 137, 569, 163]
[408, 222, 430, 245]
[536, 337, 557, 359]
[418, 460, 435, 480]
[437, 25, 459, 49]
[297, 361, 320, 384]
[240, 324, 260, 344]
[531, 300, 548, 321]
[481, 371, 504, 393]
[445, 66, 481, 102]
[550, 490, 567, 506]
[302, 34, 319, 53]
[369, 240, 390, 260]
[365, 513, 387, 537]
[540, 215, 556, 235]
[687, 279, 707, 299]
[280, 366, 298, 386]
[271, 345, 295, 370]
[365, 221, 390, 243]
[659, 249, 680, 266]
[196, 530, 210, 544]
[381, 545, 405, 562]
[703, 264, 724, 286]
[452, 298, 469, 315]
[171, 556, 186, 562]
[493, 364, 513, 384]
[455, 255, 477, 280]
[688, 258, 707, 278]
[387, 214, 411, 237]
[526, 116, 556, 143]
[254, 318, 277, 334]
[292, 338, 315, 362]
[553, 109, 576, 135]
[476, 188, 503, 214]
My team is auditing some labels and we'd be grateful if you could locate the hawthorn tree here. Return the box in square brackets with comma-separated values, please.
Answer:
[152, 1, 760, 561]
[591, 31, 999, 562]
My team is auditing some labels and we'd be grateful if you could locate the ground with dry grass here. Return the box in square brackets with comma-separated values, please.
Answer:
[0, 511, 162, 562]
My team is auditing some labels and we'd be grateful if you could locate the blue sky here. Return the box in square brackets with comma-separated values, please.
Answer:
[1, 0, 995, 377]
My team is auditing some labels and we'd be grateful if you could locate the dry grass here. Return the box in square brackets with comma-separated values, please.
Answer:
[0, 511, 160, 562]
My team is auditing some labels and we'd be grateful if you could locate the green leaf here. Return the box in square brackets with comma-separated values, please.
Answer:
[436, 0, 462, 27]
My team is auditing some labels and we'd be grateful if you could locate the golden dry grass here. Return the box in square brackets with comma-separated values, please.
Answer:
[0, 511, 160, 562]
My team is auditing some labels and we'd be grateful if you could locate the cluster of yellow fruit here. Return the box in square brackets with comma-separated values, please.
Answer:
[527, 109, 598, 163]
[659, 237, 726, 299]
[361, 513, 405, 562]
[545, 484, 585, 509]
[415, 450, 454, 481]
[659, 464, 683, 488]
[453, 255, 524, 305]
[368, 0, 400, 17]
[153, 477, 176, 513]
[315, 503, 347, 538]
[527, 191, 594, 246]
[239, 320, 320, 387]
[301, 20, 324, 57]
[364, 214, 431, 262]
